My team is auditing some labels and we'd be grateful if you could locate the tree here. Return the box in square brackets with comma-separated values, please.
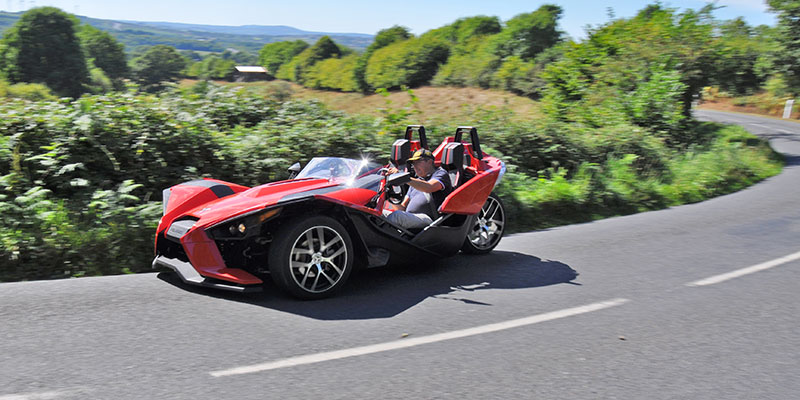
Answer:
[421, 16, 501, 45]
[78, 25, 128, 81]
[494, 5, 563, 60]
[305, 54, 359, 91]
[369, 26, 413, 51]
[540, 3, 722, 139]
[365, 37, 450, 89]
[280, 36, 344, 84]
[426, 17, 508, 90]
[355, 26, 411, 92]
[713, 18, 768, 95]
[186, 55, 236, 81]
[767, 0, 800, 92]
[132, 45, 186, 91]
[303, 36, 342, 65]
[0, 7, 88, 97]
[258, 40, 309, 74]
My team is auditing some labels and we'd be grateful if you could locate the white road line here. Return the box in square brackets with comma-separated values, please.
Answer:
[687, 250, 800, 287]
[210, 298, 630, 377]
[0, 390, 74, 400]
[750, 123, 770, 129]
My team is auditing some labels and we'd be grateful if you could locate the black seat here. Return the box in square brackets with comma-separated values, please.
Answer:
[441, 142, 464, 188]
[391, 139, 411, 170]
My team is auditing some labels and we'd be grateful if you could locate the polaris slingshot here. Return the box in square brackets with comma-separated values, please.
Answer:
[153, 126, 506, 299]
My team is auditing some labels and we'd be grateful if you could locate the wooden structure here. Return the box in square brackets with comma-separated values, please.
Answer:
[233, 66, 272, 82]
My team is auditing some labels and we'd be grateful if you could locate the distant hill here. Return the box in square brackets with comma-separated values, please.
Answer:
[0, 11, 373, 55]
[124, 21, 373, 38]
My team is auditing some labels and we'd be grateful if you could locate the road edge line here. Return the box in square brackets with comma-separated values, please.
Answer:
[687, 250, 800, 287]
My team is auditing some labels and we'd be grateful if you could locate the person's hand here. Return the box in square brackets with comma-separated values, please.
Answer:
[385, 166, 398, 175]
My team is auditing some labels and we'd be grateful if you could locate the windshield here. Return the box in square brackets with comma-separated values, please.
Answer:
[296, 157, 382, 184]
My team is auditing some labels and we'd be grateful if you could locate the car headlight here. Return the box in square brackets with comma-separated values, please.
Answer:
[207, 207, 282, 240]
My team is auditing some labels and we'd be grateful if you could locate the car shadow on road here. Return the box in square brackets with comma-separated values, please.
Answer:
[157, 250, 578, 320]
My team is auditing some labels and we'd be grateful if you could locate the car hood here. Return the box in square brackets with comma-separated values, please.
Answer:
[188, 178, 339, 228]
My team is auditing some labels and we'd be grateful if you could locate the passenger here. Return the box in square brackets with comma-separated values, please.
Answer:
[384, 149, 453, 230]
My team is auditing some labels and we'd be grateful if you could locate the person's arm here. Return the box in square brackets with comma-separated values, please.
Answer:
[408, 176, 443, 193]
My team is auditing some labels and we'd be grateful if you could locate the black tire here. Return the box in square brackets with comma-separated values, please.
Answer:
[268, 215, 354, 300]
[461, 193, 505, 254]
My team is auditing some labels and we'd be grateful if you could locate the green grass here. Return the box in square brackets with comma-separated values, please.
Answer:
[495, 124, 783, 232]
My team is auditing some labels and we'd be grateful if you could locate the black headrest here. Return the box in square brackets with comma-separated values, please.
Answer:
[441, 142, 464, 171]
[391, 139, 411, 167]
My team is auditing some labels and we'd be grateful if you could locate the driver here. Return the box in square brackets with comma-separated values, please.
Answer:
[384, 149, 453, 230]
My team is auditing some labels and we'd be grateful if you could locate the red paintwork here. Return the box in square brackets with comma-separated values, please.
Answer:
[319, 187, 376, 208]
[180, 229, 263, 284]
[439, 166, 501, 215]
[434, 137, 503, 215]
[157, 178, 336, 235]
[188, 179, 335, 228]
[161, 179, 249, 229]
[316, 194, 383, 217]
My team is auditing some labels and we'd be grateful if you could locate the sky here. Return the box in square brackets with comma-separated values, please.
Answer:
[0, 0, 777, 39]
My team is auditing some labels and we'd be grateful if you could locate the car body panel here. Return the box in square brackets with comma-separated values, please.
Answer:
[181, 228, 263, 285]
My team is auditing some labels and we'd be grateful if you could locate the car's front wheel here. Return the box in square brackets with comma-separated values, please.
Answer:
[268, 215, 354, 299]
[461, 193, 505, 254]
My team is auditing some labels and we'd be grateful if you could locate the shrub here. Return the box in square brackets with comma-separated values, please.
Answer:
[258, 40, 309, 75]
[305, 54, 359, 91]
[87, 66, 114, 93]
[0, 80, 55, 100]
[365, 37, 450, 89]
[432, 37, 500, 88]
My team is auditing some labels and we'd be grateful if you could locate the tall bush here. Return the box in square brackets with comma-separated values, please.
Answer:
[365, 37, 450, 89]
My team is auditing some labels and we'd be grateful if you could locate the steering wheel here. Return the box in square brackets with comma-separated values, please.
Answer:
[386, 184, 406, 204]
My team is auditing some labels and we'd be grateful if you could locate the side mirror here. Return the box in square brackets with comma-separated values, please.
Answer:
[387, 171, 411, 186]
[288, 162, 301, 179]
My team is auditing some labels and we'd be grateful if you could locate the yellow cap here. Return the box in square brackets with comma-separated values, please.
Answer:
[407, 148, 433, 161]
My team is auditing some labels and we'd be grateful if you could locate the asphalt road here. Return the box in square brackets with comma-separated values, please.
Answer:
[1, 109, 798, 399]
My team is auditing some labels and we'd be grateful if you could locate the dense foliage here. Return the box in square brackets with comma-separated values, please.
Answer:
[252, 2, 796, 103]
[767, 0, 800, 92]
[258, 4, 566, 95]
[185, 56, 237, 81]
[258, 40, 309, 75]
[364, 37, 450, 89]
[354, 26, 412, 92]
[0, 83, 783, 282]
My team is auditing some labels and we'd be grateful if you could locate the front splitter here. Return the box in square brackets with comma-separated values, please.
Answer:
[152, 255, 263, 293]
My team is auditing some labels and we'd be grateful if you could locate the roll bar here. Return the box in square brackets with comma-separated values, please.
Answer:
[404, 125, 429, 150]
[453, 126, 484, 161]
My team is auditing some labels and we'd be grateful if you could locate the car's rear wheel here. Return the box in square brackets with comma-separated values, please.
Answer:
[461, 193, 505, 254]
[268, 215, 353, 299]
